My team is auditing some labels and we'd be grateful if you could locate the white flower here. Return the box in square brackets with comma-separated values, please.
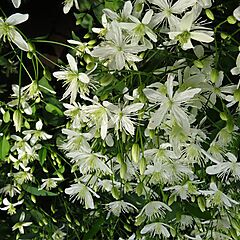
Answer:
[136, 201, 172, 224]
[52, 227, 67, 240]
[22, 119, 52, 145]
[233, 6, 240, 21]
[8, 84, 32, 115]
[199, 182, 239, 207]
[120, 10, 157, 49]
[103, 1, 133, 22]
[168, 11, 214, 50]
[140, 222, 171, 238]
[143, 74, 201, 131]
[105, 200, 137, 219]
[0, 13, 29, 51]
[91, 21, 147, 70]
[65, 182, 100, 209]
[0, 198, 24, 215]
[149, 0, 196, 29]
[40, 178, 62, 191]
[63, 0, 79, 14]
[53, 54, 91, 103]
[103, 101, 144, 136]
[206, 152, 240, 181]
[11, 0, 21, 8]
[60, 128, 92, 152]
[66, 151, 112, 175]
[12, 212, 32, 234]
[0, 184, 20, 197]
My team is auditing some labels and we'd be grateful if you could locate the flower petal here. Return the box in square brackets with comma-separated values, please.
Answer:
[6, 13, 29, 25]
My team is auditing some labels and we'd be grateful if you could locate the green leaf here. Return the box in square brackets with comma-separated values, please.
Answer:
[39, 77, 56, 95]
[0, 136, 10, 160]
[22, 184, 58, 196]
[45, 103, 63, 116]
[38, 147, 47, 166]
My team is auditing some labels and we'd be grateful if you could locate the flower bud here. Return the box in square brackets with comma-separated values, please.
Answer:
[132, 143, 140, 163]
[13, 110, 22, 132]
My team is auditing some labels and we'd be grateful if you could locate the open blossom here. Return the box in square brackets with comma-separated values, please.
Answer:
[103, 101, 144, 136]
[136, 201, 172, 224]
[91, 21, 147, 70]
[141, 222, 171, 238]
[65, 182, 100, 209]
[206, 152, 240, 181]
[120, 9, 157, 49]
[143, 74, 201, 131]
[12, 212, 32, 234]
[0, 198, 24, 215]
[53, 54, 91, 103]
[148, 0, 196, 29]
[105, 200, 137, 219]
[0, 13, 29, 51]
[168, 10, 214, 50]
[199, 182, 239, 207]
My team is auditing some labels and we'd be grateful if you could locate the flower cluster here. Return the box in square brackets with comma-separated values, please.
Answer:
[0, 0, 240, 239]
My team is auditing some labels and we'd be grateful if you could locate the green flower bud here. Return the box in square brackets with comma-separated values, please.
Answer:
[210, 69, 219, 83]
[227, 16, 237, 24]
[13, 110, 22, 132]
[205, 9, 214, 20]
[132, 143, 140, 163]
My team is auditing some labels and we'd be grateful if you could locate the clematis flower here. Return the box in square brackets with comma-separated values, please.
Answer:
[143, 74, 201, 131]
[103, 1, 133, 22]
[120, 10, 157, 49]
[0, 198, 24, 215]
[199, 182, 239, 208]
[65, 182, 100, 209]
[140, 222, 171, 238]
[91, 21, 147, 70]
[103, 101, 144, 136]
[105, 200, 137, 219]
[53, 54, 92, 103]
[206, 152, 240, 181]
[148, 0, 196, 29]
[12, 212, 32, 234]
[62, 0, 79, 14]
[11, 0, 21, 8]
[168, 11, 214, 50]
[0, 13, 29, 51]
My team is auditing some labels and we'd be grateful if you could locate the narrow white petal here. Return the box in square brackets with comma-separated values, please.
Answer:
[67, 54, 78, 72]
[191, 32, 214, 43]
[6, 13, 29, 25]
[172, 0, 196, 14]
[148, 103, 169, 129]
[123, 103, 144, 113]
[63, 1, 73, 14]
[180, 11, 194, 31]
[233, 6, 240, 21]
[53, 71, 68, 80]
[79, 73, 90, 83]
[9, 29, 29, 51]
[11, 0, 21, 8]
[142, 10, 153, 25]
[174, 88, 201, 103]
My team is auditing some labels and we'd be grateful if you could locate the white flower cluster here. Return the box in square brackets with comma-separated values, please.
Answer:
[0, 0, 240, 239]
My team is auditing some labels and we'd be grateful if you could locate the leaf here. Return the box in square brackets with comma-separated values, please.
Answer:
[0, 136, 10, 160]
[38, 147, 47, 166]
[45, 103, 63, 116]
[39, 76, 56, 95]
[22, 184, 58, 196]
